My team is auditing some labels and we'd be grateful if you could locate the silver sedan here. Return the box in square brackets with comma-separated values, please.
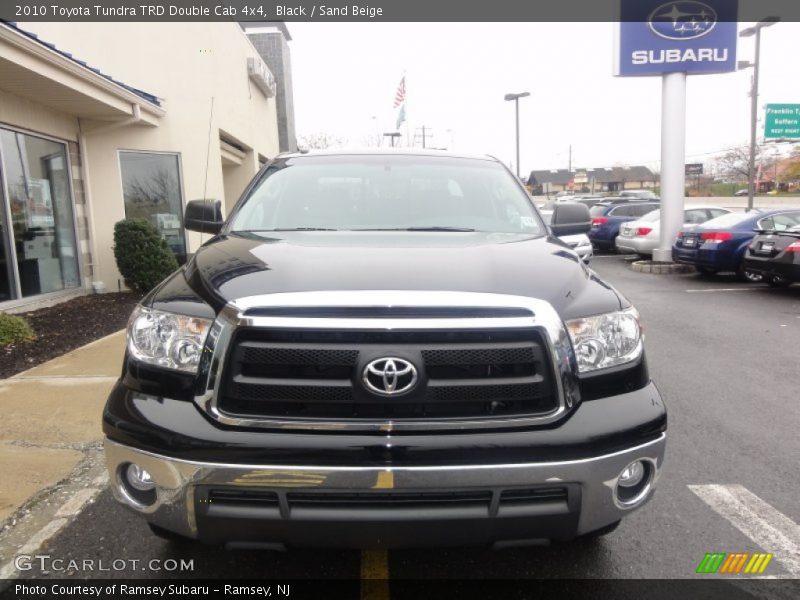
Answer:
[615, 205, 731, 256]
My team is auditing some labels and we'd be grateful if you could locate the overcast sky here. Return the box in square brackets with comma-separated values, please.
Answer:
[287, 22, 800, 174]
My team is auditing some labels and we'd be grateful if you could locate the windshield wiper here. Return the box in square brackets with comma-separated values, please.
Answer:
[353, 227, 476, 232]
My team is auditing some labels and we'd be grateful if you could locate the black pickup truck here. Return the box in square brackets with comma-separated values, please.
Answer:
[103, 150, 666, 549]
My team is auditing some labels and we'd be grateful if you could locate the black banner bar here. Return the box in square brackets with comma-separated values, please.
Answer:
[2, 579, 799, 600]
[4, 0, 800, 22]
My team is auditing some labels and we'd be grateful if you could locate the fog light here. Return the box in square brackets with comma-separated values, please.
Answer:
[125, 463, 155, 491]
[119, 462, 157, 507]
[618, 461, 645, 488]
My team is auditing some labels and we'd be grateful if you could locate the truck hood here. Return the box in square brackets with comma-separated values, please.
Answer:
[182, 231, 624, 320]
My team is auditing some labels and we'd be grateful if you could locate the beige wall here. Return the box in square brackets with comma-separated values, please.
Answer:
[16, 22, 281, 290]
[0, 88, 79, 142]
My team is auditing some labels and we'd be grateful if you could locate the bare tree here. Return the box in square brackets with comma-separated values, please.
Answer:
[713, 145, 766, 183]
[124, 167, 179, 220]
[297, 132, 346, 150]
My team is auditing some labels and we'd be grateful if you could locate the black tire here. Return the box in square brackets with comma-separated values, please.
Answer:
[767, 276, 791, 288]
[148, 523, 191, 543]
[737, 264, 763, 283]
[581, 520, 621, 539]
[695, 266, 717, 276]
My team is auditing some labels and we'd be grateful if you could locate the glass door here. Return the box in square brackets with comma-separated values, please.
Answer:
[0, 156, 17, 302]
[0, 128, 80, 302]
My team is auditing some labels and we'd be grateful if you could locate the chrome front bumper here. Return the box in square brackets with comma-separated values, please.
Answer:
[104, 433, 666, 545]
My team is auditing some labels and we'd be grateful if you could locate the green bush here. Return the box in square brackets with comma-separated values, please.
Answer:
[113, 219, 179, 293]
[0, 312, 35, 346]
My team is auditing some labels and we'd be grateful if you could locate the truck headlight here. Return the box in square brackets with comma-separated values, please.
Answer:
[566, 308, 642, 373]
[127, 306, 212, 373]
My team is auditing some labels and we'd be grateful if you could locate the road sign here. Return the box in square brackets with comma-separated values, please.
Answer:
[615, 0, 738, 77]
[573, 171, 588, 184]
[764, 104, 800, 139]
[685, 163, 703, 175]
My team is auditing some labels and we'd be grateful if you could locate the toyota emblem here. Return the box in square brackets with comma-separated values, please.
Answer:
[362, 357, 418, 396]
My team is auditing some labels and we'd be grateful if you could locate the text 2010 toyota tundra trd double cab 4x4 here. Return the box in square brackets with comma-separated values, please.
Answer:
[103, 150, 666, 548]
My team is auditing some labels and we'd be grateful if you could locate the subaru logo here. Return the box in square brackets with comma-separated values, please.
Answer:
[648, 1, 717, 40]
[362, 357, 418, 396]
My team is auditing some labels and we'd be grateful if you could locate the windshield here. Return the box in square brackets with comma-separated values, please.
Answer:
[230, 155, 545, 235]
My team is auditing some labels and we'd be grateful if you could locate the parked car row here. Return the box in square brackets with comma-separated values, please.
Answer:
[539, 192, 799, 288]
[673, 209, 800, 285]
[580, 198, 800, 287]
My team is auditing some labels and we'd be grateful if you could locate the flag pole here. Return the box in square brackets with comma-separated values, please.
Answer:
[403, 70, 410, 147]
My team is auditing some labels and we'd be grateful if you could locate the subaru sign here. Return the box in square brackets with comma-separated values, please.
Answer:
[615, 0, 738, 76]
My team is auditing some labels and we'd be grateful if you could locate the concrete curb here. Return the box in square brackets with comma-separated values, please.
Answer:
[631, 260, 695, 274]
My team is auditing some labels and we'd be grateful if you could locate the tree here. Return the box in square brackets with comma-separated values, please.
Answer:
[297, 132, 346, 150]
[780, 152, 800, 182]
[714, 145, 761, 183]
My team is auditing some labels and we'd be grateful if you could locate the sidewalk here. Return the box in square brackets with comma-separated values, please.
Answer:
[0, 330, 125, 521]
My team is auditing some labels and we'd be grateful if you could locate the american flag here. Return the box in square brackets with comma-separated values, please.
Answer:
[393, 76, 406, 108]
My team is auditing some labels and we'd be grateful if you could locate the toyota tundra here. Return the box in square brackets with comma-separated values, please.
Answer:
[103, 150, 666, 548]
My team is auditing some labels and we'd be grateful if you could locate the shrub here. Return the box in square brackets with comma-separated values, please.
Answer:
[0, 312, 35, 346]
[113, 219, 179, 293]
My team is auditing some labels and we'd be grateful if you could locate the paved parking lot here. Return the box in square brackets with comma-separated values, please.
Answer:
[4, 254, 799, 591]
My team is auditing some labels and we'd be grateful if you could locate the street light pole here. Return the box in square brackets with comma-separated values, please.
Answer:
[740, 18, 779, 211]
[746, 28, 761, 211]
[504, 92, 530, 179]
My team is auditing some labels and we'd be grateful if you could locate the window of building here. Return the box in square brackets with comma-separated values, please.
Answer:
[0, 128, 80, 302]
[119, 151, 186, 264]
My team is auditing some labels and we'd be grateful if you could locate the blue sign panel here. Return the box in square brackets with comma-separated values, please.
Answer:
[616, 0, 738, 76]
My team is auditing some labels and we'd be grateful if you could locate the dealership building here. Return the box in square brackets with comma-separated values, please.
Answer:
[527, 165, 657, 195]
[0, 21, 294, 311]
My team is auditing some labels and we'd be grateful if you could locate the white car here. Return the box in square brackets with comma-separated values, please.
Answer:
[615, 205, 732, 256]
[540, 209, 593, 263]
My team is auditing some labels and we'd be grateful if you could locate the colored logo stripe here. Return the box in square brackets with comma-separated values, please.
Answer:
[696, 552, 773, 574]
[697, 553, 726, 573]
[745, 553, 773, 574]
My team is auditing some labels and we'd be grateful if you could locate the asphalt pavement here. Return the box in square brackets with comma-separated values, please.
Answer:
[5, 255, 799, 591]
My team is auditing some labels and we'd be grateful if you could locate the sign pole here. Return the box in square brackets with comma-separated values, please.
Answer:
[654, 71, 686, 263]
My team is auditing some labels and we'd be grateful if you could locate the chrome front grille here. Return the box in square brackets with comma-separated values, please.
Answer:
[218, 329, 556, 421]
[194, 291, 577, 432]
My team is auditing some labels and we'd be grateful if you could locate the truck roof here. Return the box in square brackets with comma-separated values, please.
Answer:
[276, 148, 500, 162]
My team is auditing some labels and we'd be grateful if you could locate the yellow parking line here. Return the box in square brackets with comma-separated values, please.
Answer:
[373, 470, 394, 489]
[360, 550, 389, 600]
[360, 469, 393, 599]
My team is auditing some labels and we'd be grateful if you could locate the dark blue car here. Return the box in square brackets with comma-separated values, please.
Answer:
[672, 208, 800, 282]
[588, 201, 660, 250]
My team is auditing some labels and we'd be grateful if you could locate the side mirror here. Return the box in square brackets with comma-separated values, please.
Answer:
[185, 199, 223, 234]
[550, 202, 591, 236]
